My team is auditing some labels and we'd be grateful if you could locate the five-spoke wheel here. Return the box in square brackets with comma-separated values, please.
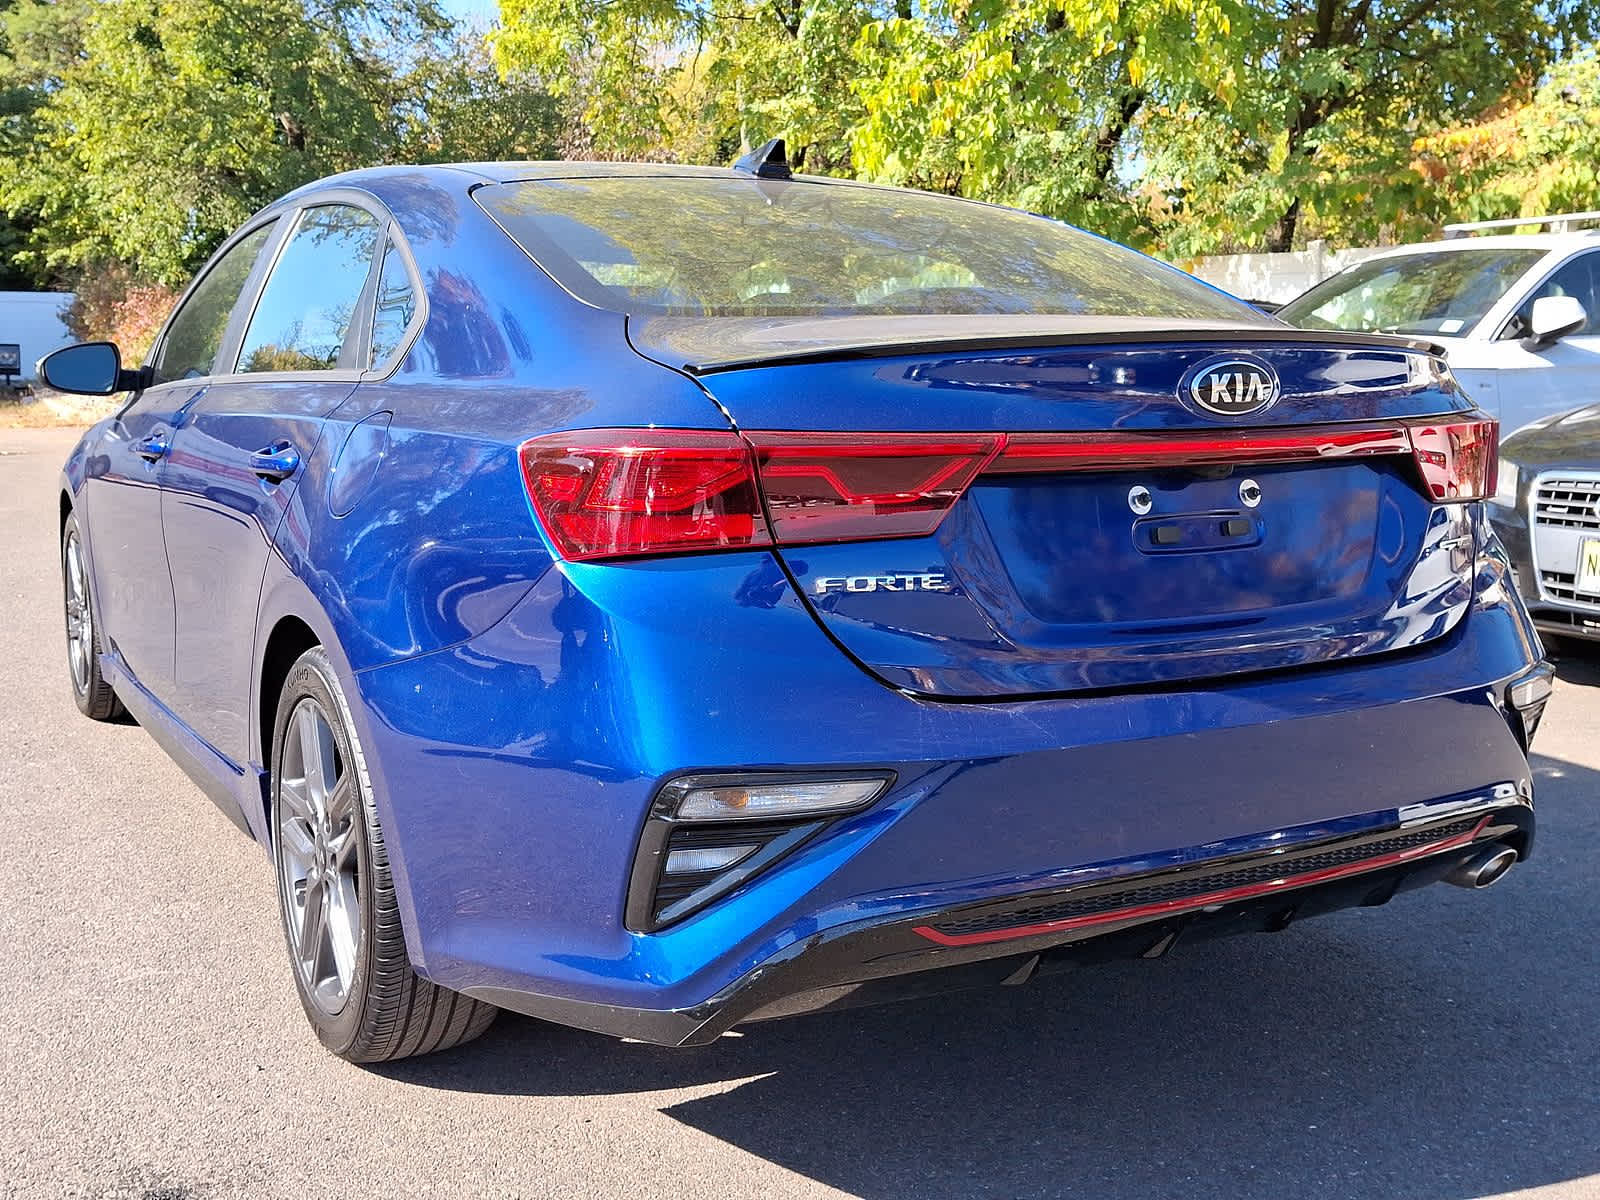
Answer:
[277, 698, 362, 1014]
[270, 647, 496, 1060]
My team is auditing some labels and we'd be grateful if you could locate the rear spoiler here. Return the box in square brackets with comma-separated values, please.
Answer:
[626, 315, 1442, 375]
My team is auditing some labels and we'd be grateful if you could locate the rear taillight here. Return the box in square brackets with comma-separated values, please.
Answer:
[1404, 418, 1498, 502]
[521, 417, 1497, 561]
[519, 429, 770, 561]
[748, 433, 1002, 544]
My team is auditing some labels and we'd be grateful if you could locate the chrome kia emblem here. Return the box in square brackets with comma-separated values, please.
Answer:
[1185, 356, 1280, 417]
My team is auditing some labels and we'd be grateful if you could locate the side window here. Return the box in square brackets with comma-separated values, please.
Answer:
[1502, 254, 1600, 340]
[152, 222, 276, 384]
[369, 240, 417, 368]
[235, 205, 382, 373]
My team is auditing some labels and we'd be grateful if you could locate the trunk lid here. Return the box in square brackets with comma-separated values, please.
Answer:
[655, 322, 1484, 698]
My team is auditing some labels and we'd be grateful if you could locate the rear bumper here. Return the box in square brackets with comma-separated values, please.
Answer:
[348, 517, 1544, 1046]
[466, 792, 1532, 1046]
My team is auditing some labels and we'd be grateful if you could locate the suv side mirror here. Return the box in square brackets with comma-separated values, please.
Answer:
[37, 341, 146, 396]
[1526, 294, 1588, 347]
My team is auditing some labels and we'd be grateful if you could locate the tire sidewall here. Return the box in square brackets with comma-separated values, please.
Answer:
[270, 649, 378, 1056]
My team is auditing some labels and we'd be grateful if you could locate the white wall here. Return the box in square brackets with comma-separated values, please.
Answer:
[0, 291, 75, 383]
[1185, 241, 1391, 305]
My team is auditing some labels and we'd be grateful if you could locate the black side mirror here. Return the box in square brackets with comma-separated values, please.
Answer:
[37, 342, 147, 396]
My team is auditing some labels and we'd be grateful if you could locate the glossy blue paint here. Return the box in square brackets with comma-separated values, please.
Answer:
[688, 342, 1467, 432]
[780, 466, 1474, 695]
[58, 164, 1546, 1043]
[162, 377, 350, 765]
[78, 382, 206, 696]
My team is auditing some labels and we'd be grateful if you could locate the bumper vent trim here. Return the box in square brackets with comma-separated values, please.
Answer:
[915, 815, 1488, 947]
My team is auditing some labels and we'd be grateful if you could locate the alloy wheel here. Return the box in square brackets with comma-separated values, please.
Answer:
[63, 530, 92, 695]
[276, 698, 362, 1015]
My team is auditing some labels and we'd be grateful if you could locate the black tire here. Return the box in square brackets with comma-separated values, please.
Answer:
[61, 511, 124, 721]
[270, 646, 496, 1062]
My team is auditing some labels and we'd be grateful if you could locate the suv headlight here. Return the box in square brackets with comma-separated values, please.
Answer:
[1493, 459, 1520, 508]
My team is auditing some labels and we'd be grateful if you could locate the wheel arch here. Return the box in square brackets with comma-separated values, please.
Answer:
[257, 614, 322, 819]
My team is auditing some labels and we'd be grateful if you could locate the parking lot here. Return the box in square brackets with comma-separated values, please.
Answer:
[2, 423, 1597, 1200]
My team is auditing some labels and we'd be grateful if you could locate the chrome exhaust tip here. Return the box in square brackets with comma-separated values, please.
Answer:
[1446, 845, 1518, 890]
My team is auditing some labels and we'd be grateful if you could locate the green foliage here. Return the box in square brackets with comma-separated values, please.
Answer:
[0, 0, 563, 290]
[399, 28, 564, 164]
[494, 0, 1596, 254]
[1416, 50, 1600, 226]
[1142, 1, 1597, 253]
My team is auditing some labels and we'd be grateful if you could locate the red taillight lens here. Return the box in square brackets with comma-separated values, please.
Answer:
[748, 433, 1003, 544]
[1404, 418, 1497, 501]
[521, 418, 1497, 561]
[519, 430, 770, 561]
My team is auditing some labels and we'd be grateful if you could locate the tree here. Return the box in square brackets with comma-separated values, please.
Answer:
[0, 0, 92, 286]
[493, 0, 1595, 254]
[1413, 48, 1600, 225]
[492, 0, 871, 167]
[397, 29, 564, 164]
[1142, 0, 1596, 253]
[0, 0, 452, 285]
[847, 0, 1238, 246]
[0, 0, 567, 291]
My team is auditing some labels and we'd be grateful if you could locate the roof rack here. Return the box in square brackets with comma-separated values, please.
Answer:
[1442, 211, 1600, 238]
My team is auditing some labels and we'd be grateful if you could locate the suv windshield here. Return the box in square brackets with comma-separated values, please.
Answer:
[475, 176, 1261, 322]
[1278, 248, 1545, 337]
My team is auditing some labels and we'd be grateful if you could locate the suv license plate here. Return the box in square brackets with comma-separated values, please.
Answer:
[1578, 537, 1600, 595]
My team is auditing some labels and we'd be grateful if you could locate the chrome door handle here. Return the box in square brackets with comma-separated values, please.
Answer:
[135, 431, 170, 462]
[249, 441, 301, 482]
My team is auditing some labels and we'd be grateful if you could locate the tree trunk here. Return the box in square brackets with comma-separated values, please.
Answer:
[1090, 89, 1144, 185]
[1269, 196, 1300, 253]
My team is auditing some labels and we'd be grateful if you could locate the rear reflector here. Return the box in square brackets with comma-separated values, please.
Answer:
[520, 417, 1496, 560]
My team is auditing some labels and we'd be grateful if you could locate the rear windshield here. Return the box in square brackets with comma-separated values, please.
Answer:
[475, 177, 1260, 321]
[1277, 248, 1545, 337]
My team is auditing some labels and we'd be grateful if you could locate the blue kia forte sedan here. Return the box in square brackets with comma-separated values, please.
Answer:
[46, 144, 1553, 1062]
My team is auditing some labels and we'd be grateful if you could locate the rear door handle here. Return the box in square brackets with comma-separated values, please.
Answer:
[250, 441, 301, 482]
[135, 431, 170, 462]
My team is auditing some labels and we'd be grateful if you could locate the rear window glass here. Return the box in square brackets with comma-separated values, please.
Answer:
[476, 177, 1257, 321]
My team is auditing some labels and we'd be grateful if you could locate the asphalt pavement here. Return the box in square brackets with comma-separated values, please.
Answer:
[2, 425, 1597, 1199]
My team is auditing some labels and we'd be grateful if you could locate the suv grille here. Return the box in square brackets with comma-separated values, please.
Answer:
[1534, 475, 1600, 611]
[1538, 568, 1600, 606]
[1534, 477, 1600, 531]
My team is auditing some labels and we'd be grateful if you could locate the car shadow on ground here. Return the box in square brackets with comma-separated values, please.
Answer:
[1549, 636, 1600, 686]
[378, 746, 1600, 1200]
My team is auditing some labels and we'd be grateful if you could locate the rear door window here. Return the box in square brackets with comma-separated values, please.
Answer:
[152, 222, 276, 384]
[235, 205, 382, 373]
[368, 240, 417, 367]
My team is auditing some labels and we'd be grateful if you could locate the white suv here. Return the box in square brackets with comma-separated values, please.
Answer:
[1277, 215, 1600, 438]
